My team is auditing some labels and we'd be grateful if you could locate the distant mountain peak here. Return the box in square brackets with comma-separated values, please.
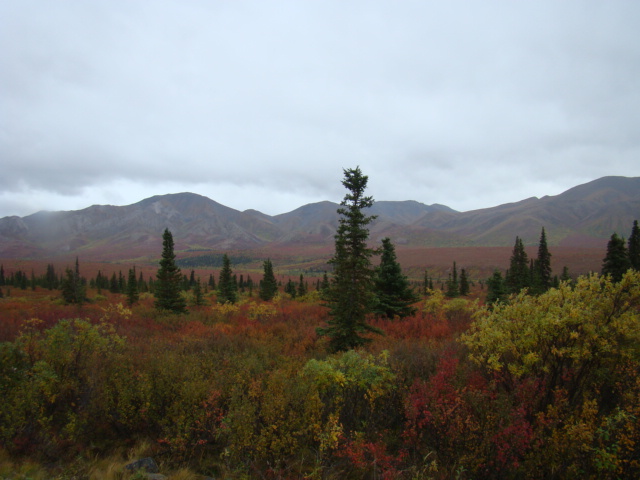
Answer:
[0, 176, 638, 258]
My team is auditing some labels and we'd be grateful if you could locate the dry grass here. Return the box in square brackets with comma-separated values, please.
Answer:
[0, 442, 213, 480]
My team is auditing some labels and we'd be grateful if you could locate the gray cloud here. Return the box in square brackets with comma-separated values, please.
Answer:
[1, 0, 639, 218]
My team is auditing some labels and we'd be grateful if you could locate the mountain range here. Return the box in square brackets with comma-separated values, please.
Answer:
[0, 176, 638, 260]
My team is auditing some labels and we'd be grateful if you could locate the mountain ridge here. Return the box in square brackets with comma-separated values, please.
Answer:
[0, 176, 638, 260]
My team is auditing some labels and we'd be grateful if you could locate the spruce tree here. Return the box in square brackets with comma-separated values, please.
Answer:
[193, 278, 206, 306]
[486, 270, 507, 306]
[320, 272, 330, 292]
[126, 267, 139, 306]
[154, 228, 187, 313]
[217, 254, 238, 304]
[560, 266, 572, 284]
[372, 237, 419, 319]
[118, 271, 125, 293]
[317, 167, 382, 351]
[628, 220, 640, 271]
[445, 261, 460, 297]
[60, 258, 85, 305]
[297, 274, 308, 297]
[506, 236, 530, 294]
[459, 268, 470, 296]
[110, 273, 119, 294]
[259, 259, 278, 301]
[246, 275, 253, 296]
[61, 268, 76, 304]
[284, 278, 297, 298]
[534, 227, 552, 294]
[602, 233, 630, 282]
[45, 264, 57, 290]
[138, 271, 147, 292]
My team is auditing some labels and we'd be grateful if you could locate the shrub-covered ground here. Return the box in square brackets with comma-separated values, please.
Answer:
[1, 272, 639, 479]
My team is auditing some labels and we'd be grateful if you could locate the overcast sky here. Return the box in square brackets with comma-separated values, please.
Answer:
[2, 1, 639, 218]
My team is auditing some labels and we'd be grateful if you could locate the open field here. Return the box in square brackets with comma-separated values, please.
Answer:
[0, 244, 606, 288]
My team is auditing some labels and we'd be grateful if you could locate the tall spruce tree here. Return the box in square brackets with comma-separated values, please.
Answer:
[602, 233, 630, 282]
[445, 261, 460, 297]
[628, 220, 640, 271]
[154, 228, 187, 313]
[459, 268, 470, 296]
[217, 254, 238, 304]
[533, 227, 552, 294]
[372, 237, 419, 319]
[259, 259, 278, 301]
[126, 267, 139, 306]
[297, 274, 308, 297]
[506, 236, 530, 294]
[193, 278, 206, 306]
[317, 167, 382, 351]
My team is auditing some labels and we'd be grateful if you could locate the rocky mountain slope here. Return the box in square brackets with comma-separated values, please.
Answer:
[0, 176, 638, 260]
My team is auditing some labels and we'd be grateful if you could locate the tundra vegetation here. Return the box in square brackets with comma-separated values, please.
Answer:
[0, 170, 638, 478]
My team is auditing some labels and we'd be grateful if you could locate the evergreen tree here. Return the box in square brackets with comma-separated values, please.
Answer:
[61, 268, 76, 304]
[118, 271, 125, 293]
[154, 228, 187, 313]
[45, 264, 57, 290]
[560, 266, 572, 284]
[459, 268, 470, 296]
[217, 254, 238, 304]
[259, 259, 278, 301]
[602, 233, 630, 282]
[320, 272, 330, 292]
[486, 270, 507, 306]
[297, 274, 308, 297]
[95, 271, 103, 294]
[0, 264, 4, 286]
[506, 236, 530, 294]
[628, 220, 640, 271]
[534, 227, 552, 294]
[372, 237, 418, 319]
[317, 167, 382, 351]
[284, 278, 297, 298]
[74, 257, 85, 303]
[445, 261, 460, 297]
[138, 271, 147, 293]
[246, 275, 253, 297]
[110, 273, 119, 294]
[126, 267, 139, 306]
[193, 278, 206, 306]
[60, 258, 85, 305]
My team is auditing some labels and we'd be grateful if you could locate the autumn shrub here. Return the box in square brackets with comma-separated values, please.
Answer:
[0, 318, 126, 457]
[459, 270, 640, 477]
[463, 271, 640, 408]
